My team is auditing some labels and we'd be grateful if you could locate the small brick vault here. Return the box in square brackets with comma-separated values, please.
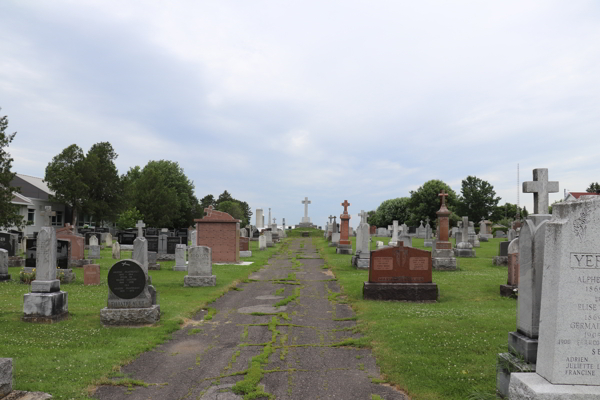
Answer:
[195, 206, 240, 263]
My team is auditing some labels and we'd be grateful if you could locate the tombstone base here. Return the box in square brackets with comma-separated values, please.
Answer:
[363, 282, 438, 302]
[336, 244, 352, 255]
[508, 331, 538, 364]
[356, 258, 370, 270]
[173, 265, 187, 272]
[0, 273, 10, 281]
[500, 284, 517, 298]
[8, 256, 23, 268]
[423, 240, 433, 248]
[432, 257, 458, 271]
[56, 268, 76, 283]
[328, 242, 337, 247]
[454, 248, 476, 257]
[100, 305, 161, 326]
[31, 280, 60, 293]
[266, 242, 274, 248]
[479, 236, 488, 242]
[148, 263, 161, 270]
[184, 275, 216, 287]
[69, 259, 93, 268]
[23, 291, 69, 323]
[493, 256, 508, 266]
[508, 373, 600, 400]
[240, 251, 252, 258]
[496, 352, 535, 398]
[157, 254, 175, 261]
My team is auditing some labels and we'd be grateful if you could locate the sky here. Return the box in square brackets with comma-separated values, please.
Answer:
[1, 1, 600, 227]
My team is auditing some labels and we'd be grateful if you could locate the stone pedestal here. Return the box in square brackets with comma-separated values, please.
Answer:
[454, 242, 476, 257]
[499, 284, 517, 298]
[23, 291, 69, 323]
[509, 373, 600, 399]
[173, 244, 187, 271]
[336, 244, 352, 255]
[100, 305, 161, 326]
[184, 246, 216, 287]
[493, 256, 508, 265]
[240, 251, 252, 258]
[356, 257, 370, 270]
[363, 282, 438, 301]
[8, 256, 23, 268]
[0, 273, 9, 281]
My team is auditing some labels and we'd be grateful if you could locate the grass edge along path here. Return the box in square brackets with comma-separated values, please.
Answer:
[0, 240, 282, 400]
[309, 229, 516, 400]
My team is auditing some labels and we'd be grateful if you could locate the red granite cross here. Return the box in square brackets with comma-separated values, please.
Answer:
[341, 200, 350, 214]
[439, 190, 448, 206]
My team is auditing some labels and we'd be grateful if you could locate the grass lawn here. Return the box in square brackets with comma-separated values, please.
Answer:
[313, 230, 515, 400]
[0, 240, 281, 399]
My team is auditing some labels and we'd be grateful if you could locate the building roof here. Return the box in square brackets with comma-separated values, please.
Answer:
[15, 174, 55, 196]
[11, 191, 33, 206]
[567, 192, 600, 200]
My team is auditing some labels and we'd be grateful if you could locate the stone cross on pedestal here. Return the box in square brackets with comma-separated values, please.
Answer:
[420, 220, 423, 225]
[522, 168, 559, 214]
[439, 189, 449, 206]
[425, 217, 430, 225]
[359, 210, 367, 224]
[302, 197, 311, 218]
[40, 206, 56, 227]
[341, 200, 351, 214]
[329, 215, 334, 223]
[136, 220, 146, 238]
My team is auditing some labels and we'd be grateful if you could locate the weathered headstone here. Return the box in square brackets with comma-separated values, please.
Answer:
[424, 218, 433, 247]
[500, 238, 519, 298]
[105, 232, 113, 246]
[363, 243, 438, 301]
[100, 259, 160, 325]
[174, 244, 187, 271]
[479, 218, 493, 240]
[376, 241, 384, 249]
[389, 220, 399, 246]
[353, 210, 371, 269]
[432, 190, 457, 270]
[88, 243, 101, 259]
[84, 264, 101, 285]
[195, 206, 240, 263]
[184, 246, 216, 287]
[158, 234, 168, 254]
[190, 230, 197, 246]
[0, 249, 10, 281]
[56, 224, 88, 267]
[258, 235, 267, 250]
[132, 237, 148, 272]
[0, 358, 12, 398]
[416, 221, 426, 239]
[148, 251, 160, 270]
[23, 227, 69, 323]
[508, 196, 600, 398]
[112, 242, 121, 260]
[493, 241, 510, 266]
[454, 216, 475, 257]
[240, 237, 251, 257]
[265, 231, 274, 247]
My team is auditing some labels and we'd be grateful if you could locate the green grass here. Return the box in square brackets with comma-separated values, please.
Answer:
[314, 235, 514, 400]
[0, 239, 281, 399]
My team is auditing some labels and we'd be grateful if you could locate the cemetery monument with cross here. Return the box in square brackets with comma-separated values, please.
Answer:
[352, 209, 371, 269]
[496, 168, 560, 397]
[336, 200, 353, 254]
[298, 196, 315, 227]
[431, 190, 457, 270]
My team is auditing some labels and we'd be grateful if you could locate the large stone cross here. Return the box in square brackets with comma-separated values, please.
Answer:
[302, 197, 311, 218]
[358, 210, 367, 224]
[341, 200, 350, 214]
[523, 168, 559, 214]
[425, 217, 430, 224]
[136, 220, 146, 238]
[40, 206, 56, 227]
[439, 190, 449, 206]
[329, 215, 334, 223]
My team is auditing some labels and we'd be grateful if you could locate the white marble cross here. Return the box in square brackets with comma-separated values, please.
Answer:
[523, 168, 559, 214]
[302, 197, 311, 218]
[358, 210, 367, 224]
[40, 206, 56, 227]
[136, 220, 146, 238]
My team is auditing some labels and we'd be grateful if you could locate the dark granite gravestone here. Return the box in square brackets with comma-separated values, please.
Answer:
[145, 227, 158, 237]
[118, 232, 137, 245]
[253, 229, 260, 238]
[408, 227, 417, 234]
[56, 239, 70, 269]
[498, 241, 510, 257]
[146, 236, 159, 253]
[363, 243, 438, 301]
[78, 228, 93, 236]
[176, 229, 188, 245]
[107, 260, 146, 300]
[96, 227, 109, 233]
[0, 232, 14, 256]
[167, 237, 180, 254]
[84, 232, 99, 245]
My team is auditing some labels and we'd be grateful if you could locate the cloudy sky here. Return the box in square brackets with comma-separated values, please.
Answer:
[1, 1, 599, 227]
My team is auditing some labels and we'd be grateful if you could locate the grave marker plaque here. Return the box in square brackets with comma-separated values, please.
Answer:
[167, 237, 180, 254]
[146, 236, 158, 253]
[107, 260, 146, 300]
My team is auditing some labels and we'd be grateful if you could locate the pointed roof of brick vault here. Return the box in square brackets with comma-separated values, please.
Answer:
[194, 206, 241, 223]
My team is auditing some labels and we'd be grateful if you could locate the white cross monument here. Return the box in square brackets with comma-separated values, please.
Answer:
[522, 168, 559, 214]
[301, 197, 311, 223]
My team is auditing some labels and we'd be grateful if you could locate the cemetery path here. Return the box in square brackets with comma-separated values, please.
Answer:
[94, 237, 409, 400]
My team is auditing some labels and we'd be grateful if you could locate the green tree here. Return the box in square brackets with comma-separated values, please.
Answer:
[115, 207, 144, 230]
[199, 194, 216, 214]
[407, 180, 458, 227]
[586, 182, 600, 193]
[45, 144, 88, 227]
[121, 165, 141, 210]
[0, 111, 29, 229]
[455, 176, 501, 223]
[217, 201, 246, 224]
[84, 142, 123, 224]
[369, 197, 410, 227]
[130, 160, 199, 228]
[493, 202, 528, 222]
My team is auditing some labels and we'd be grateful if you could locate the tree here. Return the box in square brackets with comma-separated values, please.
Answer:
[369, 197, 410, 227]
[407, 180, 458, 227]
[216, 190, 233, 206]
[0, 111, 29, 229]
[128, 160, 199, 228]
[493, 202, 528, 222]
[45, 144, 88, 227]
[115, 207, 144, 230]
[455, 176, 501, 223]
[84, 142, 123, 224]
[199, 194, 216, 213]
[586, 182, 600, 193]
[217, 201, 245, 224]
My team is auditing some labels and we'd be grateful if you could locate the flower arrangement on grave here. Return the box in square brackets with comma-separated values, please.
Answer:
[19, 267, 35, 283]
[56, 269, 66, 283]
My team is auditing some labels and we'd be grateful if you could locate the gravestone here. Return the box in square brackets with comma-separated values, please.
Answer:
[353, 210, 371, 269]
[336, 200, 353, 254]
[56, 224, 88, 267]
[389, 220, 399, 246]
[454, 216, 475, 257]
[265, 231, 274, 247]
[167, 237, 180, 254]
[259, 235, 267, 250]
[100, 259, 160, 325]
[500, 238, 519, 298]
[508, 196, 600, 398]
[158, 234, 168, 254]
[148, 251, 160, 270]
[184, 246, 216, 287]
[0, 232, 15, 256]
[416, 221, 426, 239]
[330, 232, 340, 247]
[196, 206, 240, 263]
[88, 243, 101, 259]
[84, 264, 101, 285]
[146, 236, 158, 253]
[132, 237, 149, 272]
[298, 196, 313, 227]
[363, 243, 438, 301]
[174, 244, 187, 271]
[23, 227, 69, 323]
[479, 218, 493, 240]
[0, 358, 12, 398]
[190, 230, 197, 246]
[112, 242, 121, 260]
[118, 231, 136, 245]
[398, 233, 413, 248]
[424, 218, 433, 247]
[0, 249, 10, 281]
[145, 227, 158, 237]
[105, 233, 112, 246]
[507, 228, 517, 241]
[376, 241, 384, 249]
[497, 168, 559, 397]
[239, 237, 251, 258]
[376, 227, 388, 237]
[432, 190, 457, 270]
[493, 241, 510, 266]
